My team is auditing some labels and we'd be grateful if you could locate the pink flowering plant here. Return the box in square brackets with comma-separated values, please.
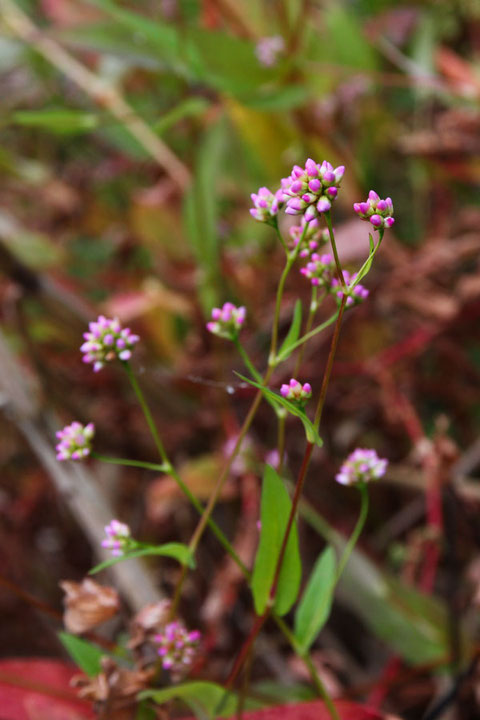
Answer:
[56, 159, 393, 720]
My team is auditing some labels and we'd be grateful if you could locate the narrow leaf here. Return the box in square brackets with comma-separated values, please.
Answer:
[89, 543, 194, 574]
[58, 632, 104, 676]
[251, 465, 301, 616]
[12, 110, 98, 135]
[294, 546, 336, 653]
[235, 373, 322, 447]
[278, 299, 302, 362]
[140, 681, 239, 719]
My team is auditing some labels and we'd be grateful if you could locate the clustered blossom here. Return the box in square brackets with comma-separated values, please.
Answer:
[101, 520, 133, 557]
[300, 253, 335, 287]
[81, 316, 140, 372]
[353, 191, 395, 230]
[280, 378, 312, 404]
[290, 218, 329, 257]
[250, 186, 284, 223]
[155, 621, 201, 679]
[336, 448, 388, 486]
[283, 159, 345, 222]
[331, 270, 369, 307]
[255, 35, 285, 67]
[56, 422, 94, 461]
[206, 302, 246, 339]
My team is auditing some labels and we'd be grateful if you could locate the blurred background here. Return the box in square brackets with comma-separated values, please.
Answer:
[0, 1, 479, 718]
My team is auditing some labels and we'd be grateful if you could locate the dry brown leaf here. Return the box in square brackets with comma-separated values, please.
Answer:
[60, 578, 120, 634]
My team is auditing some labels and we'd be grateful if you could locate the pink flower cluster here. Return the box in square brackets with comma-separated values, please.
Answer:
[336, 448, 388, 486]
[283, 159, 345, 222]
[206, 302, 246, 340]
[101, 519, 132, 557]
[56, 421, 95, 461]
[255, 35, 285, 67]
[290, 217, 329, 257]
[81, 316, 140, 372]
[250, 186, 284, 223]
[331, 270, 369, 307]
[300, 253, 335, 287]
[155, 620, 201, 679]
[280, 378, 312, 404]
[354, 191, 395, 230]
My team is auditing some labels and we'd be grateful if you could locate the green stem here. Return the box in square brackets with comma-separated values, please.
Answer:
[122, 361, 169, 466]
[336, 483, 369, 581]
[269, 224, 307, 365]
[276, 409, 287, 474]
[350, 229, 384, 288]
[273, 220, 288, 253]
[92, 454, 168, 473]
[234, 337, 263, 383]
[292, 287, 320, 377]
[276, 310, 339, 363]
[325, 211, 346, 290]
[314, 294, 347, 429]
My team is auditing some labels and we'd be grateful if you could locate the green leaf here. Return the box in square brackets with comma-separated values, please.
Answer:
[58, 632, 104, 676]
[298, 496, 455, 666]
[251, 465, 301, 616]
[278, 299, 302, 362]
[235, 373, 322, 447]
[141, 682, 241, 719]
[323, 5, 377, 72]
[239, 85, 309, 112]
[12, 110, 98, 135]
[294, 546, 336, 653]
[89, 543, 194, 574]
[152, 97, 210, 135]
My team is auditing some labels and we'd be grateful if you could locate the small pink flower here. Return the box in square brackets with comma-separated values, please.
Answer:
[56, 421, 94, 461]
[330, 270, 369, 307]
[101, 519, 132, 557]
[283, 159, 344, 222]
[255, 35, 285, 67]
[280, 378, 312, 404]
[353, 191, 394, 230]
[206, 302, 246, 340]
[336, 448, 388, 486]
[81, 316, 140, 371]
[155, 620, 201, 679]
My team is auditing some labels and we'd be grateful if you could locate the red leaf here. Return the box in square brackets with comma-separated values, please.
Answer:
[0, 659, 94, 720]
[184, 699, 388, 720]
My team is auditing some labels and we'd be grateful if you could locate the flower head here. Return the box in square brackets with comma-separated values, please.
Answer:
[56, 421, 94, 461]
[330, 270, 369, 307]
[101, 520, 133, 557]
[284, 159, 344, 222]
[155, 620, 201, 680]
[336, 448, 388, 486]
[353, 191, 394, 230]
[280, 378, 312, 404]
[290, 218, 329, 257]
[300, 253, 335, 287]
[206, 302, 246, 340]
[250, 186, 283, 223]
[81, 316, 140, 372]
[255, 35, 285, 67]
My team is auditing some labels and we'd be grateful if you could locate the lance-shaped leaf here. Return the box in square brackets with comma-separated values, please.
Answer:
[89, 542, 194, 575]
[278, 299, 302, 362]
[58, 632, 104, 676]
[251, 465, 301, 616]
[235, 373, 322, 447]
[294, 546, 336, 654]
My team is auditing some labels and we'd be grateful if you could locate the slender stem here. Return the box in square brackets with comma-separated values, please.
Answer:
[292, 287, 320, 377]
[313, 294, 347, 429]
[92, 454, 167, 473]
[276, 409, 287, 474]
[276, 310, 339, 362]
[269, 225, 306, 365]
[324, 211, 346, 290]
[336, 483, 369, 581]
[226, 442, 315, 690]
[94, 452, 247, 573]
[234, 337, 263, 383]
[350, 229, 384, 288]
[122, 361, 169, 466]
[273, 221, 288, 253]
